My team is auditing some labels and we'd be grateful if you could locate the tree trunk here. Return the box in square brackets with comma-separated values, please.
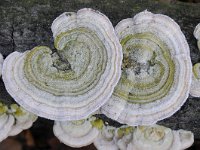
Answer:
[0, 0, 200, 146]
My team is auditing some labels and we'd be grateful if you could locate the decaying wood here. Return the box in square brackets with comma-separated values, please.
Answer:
[0, 0, 200, 141]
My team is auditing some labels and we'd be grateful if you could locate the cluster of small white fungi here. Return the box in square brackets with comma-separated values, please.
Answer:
[53, 116, 194, 150]
[0, 103, 37, 142]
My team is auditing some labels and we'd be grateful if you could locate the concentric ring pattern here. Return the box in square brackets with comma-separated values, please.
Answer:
[2, 8, 122, 121]
[101, 11, 192, 126]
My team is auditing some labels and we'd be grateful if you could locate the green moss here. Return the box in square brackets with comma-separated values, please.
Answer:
[91, 119, 104, 130]
[117, 126, 134, 137]
[124, 126, 134, 135]
[10, 104, 25, 117]
[0, 103, 8, 115]
[193, 63, 200, 79]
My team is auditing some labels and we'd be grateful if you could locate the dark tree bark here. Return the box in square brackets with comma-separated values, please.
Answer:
[0, 0, 200, 148]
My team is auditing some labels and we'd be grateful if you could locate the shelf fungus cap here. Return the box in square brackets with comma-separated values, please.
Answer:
[2, 8, 122, 121]
[173, 129, 194, 150]
[190, 24, 200, 97]
[194, 23, 200, 50]
[127, 125, 194, 150]
[93, 126, 118, 150]
[114, 126, 134, 150]
[93, 124, 193, 150]
[94, 125, 135, 150]
[171, 129, 194, 150]
[101, 10, 192, 126]
[8, 104, 38, 136]
[53, 118, 99, 148]
[127, 125, 174, 150]
[190, 63, 200, 97]
[0, 103, 14, 142]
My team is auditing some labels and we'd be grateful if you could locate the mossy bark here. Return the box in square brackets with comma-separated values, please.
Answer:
[0, 0, 200, 140]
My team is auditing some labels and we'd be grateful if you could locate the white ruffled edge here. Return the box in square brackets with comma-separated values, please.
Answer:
[2, 8, 122, 121]
[53, 118, 99, 148]
[0, 103, 38, 142]
[101, 10, 192, 126]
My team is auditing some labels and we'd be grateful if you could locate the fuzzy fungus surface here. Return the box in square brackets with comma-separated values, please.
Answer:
[2, 8, 122, 121]
[102, 10, 192, 126]
[190, 23, 200, 97]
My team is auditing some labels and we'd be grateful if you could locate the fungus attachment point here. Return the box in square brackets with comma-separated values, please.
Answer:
[101, 10, 192, 126]
[2, 8, 122, 121]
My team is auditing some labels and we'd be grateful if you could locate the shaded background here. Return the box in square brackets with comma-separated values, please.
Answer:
[0, 0, 200, 149]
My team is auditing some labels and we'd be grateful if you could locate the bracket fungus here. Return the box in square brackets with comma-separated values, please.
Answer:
[0, 103, 14, 142]
[8, 104, 38, 136]
[0, 102, 37, 142]
[2, 8, 122, 121]
[93, 125, 118, 150]
[93, 122, 193, 150]
[114, 126, 134, 150]
[0, 8, 195, 149]
[93, 118, 135, 150]
[53, 117, 100, 148]
[190, 24, 200, 97]
[194, 23, 200, 51]
[127, 125, 194, 150]
[101, 10, 192, 126]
